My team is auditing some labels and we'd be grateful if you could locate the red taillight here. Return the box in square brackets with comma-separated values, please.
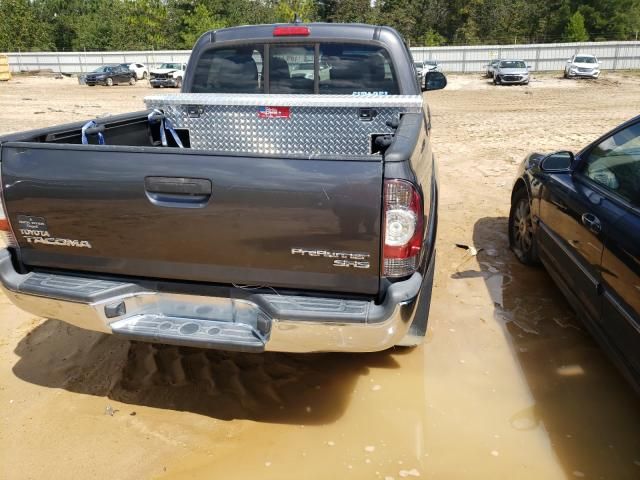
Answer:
[273, 26, 310, 37]
[383, 179, 424, 278]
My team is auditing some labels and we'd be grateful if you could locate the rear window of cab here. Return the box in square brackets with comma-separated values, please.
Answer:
[191, 43, 399, 95]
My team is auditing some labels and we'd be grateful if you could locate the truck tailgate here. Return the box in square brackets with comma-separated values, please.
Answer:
[1, 144, 382, 294]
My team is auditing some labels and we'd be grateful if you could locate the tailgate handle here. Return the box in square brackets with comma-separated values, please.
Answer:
[144, 177, 212, 208]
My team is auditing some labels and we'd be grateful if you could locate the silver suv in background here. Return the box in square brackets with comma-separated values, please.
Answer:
[414, 60, 441, 84]
[424, 60, 441, 72]
[564, 54, 601, 79]
[493, 59, 530, 85]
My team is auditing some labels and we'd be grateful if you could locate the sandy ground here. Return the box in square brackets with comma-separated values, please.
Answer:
[0, 73, 640, 479]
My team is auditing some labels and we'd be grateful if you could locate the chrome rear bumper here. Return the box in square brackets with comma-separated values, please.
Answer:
[0, 249, 427, 353]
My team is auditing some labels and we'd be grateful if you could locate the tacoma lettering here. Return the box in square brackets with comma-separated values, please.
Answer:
[24, 237, 92, 248]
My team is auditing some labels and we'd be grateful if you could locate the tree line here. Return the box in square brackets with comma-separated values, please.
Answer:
[1, 0, 639, 52]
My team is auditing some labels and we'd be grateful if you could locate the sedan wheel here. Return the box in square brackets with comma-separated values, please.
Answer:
[129, 76, 136, 85]
[106, 77, 113, 87]
[509, 188, 539, 265]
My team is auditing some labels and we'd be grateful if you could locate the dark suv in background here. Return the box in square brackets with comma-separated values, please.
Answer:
[84, 64, 136, 86]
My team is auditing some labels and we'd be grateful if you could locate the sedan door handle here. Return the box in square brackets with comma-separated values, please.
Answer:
[581, 213, 602, 234]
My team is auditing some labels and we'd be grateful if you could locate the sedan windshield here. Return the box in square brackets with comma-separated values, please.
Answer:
[160, 63, 182, 70]
[575, 56, 597, 63]
[93, 66, 113, 73]
[500, 61, 526, 68]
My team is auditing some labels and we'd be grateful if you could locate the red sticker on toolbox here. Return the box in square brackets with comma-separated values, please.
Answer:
[258, 106, 290, 119]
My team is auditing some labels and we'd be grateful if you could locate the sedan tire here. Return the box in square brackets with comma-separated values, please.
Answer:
[105, 77, 113, 87]
[509, 188, 539, 265]
[493, 76, 501, 85]
[129, 77, 136, 86]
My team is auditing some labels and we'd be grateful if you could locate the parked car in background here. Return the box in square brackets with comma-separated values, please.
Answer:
[485, 59, 501, 78]
[414, 60, 440, 80]
[424, 60, 441, 73]
[290, 60, 331, 81]
[414, 61, 426, 84]
[413, 60, 441, 89]
[120, 62, 148, 80]
[493, 59, 530, 85]
[149, 62, 187, 88]
[509, 115, 640, 390]
[564, 54, 601, 79]
[84, 65, 136, 86]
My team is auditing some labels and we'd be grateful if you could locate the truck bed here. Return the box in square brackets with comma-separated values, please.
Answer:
[0, 92, 425, 296]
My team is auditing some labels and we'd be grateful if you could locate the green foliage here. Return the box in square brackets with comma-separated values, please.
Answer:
[179, 4, 226, 49]
[565, 10, 589, 41]
[0, 0, 53, 51]
[326, 0, 378, 24]
[422, 29, 447, 46]
[0, 0, 639, 51]
[274, 0, 317, 23]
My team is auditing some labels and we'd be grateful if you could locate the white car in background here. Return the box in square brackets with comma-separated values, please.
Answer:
[564, 54, 601, 79]
[290, 61, 331, 81]
[424, 60, 441, 73]
[414, 60, 441, 87]
[120, 63, 148, 80]
[150, 62, 187, 88]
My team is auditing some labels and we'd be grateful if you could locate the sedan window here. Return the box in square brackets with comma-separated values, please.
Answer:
[583, 122, 640, 208]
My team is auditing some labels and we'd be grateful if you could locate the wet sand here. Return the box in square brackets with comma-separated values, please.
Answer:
[1, 73, 639, 479]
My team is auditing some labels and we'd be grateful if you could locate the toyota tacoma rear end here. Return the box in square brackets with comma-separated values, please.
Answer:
[0, 23, 446, 353]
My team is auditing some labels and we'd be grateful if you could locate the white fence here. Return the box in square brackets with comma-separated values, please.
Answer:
[411, 41, 640, 72]
[6, 50, 191, 74]
[4, 41, 640, 74]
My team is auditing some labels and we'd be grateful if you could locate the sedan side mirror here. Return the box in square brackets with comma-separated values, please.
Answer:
[540, 151, 574, 172]
[423, 71, 447, 91]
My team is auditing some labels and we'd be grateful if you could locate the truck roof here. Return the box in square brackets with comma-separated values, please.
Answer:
[204, 23, 398, 44]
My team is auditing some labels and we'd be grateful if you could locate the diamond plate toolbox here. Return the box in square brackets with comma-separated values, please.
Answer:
[145, 94, 423, 156]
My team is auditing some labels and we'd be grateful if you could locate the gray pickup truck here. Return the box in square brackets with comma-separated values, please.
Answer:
[0, 23, 446, 353]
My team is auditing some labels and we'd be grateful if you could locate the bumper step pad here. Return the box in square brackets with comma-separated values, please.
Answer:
[110, 315, 267, 352]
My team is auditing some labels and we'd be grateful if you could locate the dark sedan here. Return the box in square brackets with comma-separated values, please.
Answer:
[85, 65, 136, 86]
[509, 115, 640, 389]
